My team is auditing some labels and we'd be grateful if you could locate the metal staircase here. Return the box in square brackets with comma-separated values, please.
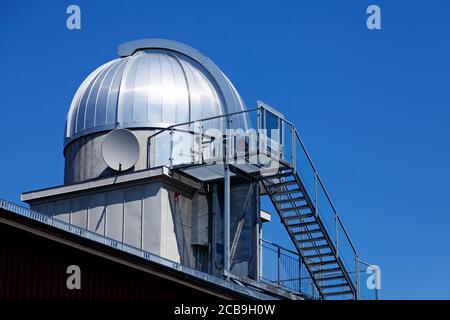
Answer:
[147, 102, 376, 299]
[262, 167, 356, 300]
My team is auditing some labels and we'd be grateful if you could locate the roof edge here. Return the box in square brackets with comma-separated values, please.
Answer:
[118, 38, 207, 63]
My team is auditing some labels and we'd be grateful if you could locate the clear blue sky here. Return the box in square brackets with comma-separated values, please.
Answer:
[1, 0, 449, 299]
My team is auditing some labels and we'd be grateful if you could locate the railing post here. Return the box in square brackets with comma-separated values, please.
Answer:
[335, 216, 339, 258]
[200, 123, 204, 164]
[277, 244, 281, 285]
[146, 137, 150, 169]
[223, 115, 232, 275]
[298, 253, 302, 292]
[291, 125, 296, 173]
[169, 127, 174, 170]
[314, 171, 318, 216]
[191, 122, 196, 164]
[356, 256, 360, 300]
[224, 163, 231, 274]
[257, 108, 261, 167]
[226, 117, 233, 161]
[258, 238, 262, 281]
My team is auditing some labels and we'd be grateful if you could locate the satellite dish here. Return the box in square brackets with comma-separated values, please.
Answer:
[101, 129, 140, 171]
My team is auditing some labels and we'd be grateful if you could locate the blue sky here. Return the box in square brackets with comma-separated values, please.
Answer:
[1, 0, 449, 299]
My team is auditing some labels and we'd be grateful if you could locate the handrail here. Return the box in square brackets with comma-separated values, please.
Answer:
[259, 238, 320, 298]
[293, 128, 358, 255]
[261, 238, 300, 257]
[147, 107, 260, 141]
[167, 107, 260, 129]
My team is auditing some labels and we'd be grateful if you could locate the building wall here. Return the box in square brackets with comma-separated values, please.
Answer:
[30, 181, 197, 266]
[28, 177, 258, 280]
[210, 180, 259, 279]
[64, 129, 155, 184]
[0, 221, 230, 300]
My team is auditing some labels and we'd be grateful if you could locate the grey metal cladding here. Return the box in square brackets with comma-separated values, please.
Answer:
[88, 192, 106, 235]
[71, 196, 88, 229]
[64, 39, 248, 148]
[124, 187, 143, 248]
[105, 189, 124, 242]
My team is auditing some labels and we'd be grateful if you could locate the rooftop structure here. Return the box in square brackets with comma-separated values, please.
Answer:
[64, 39, 247, 147]
[2, 39, 379, 300]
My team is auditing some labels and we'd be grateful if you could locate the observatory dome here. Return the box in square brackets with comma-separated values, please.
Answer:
[64, 39, 247, 148]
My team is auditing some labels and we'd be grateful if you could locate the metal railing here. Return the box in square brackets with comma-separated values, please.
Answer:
[146, 107, 261, 169]
[143, 104, 378, 299]
[260, 239, 319, 299]
[356, 258, 381, 300]
[260, 239, 379, 300]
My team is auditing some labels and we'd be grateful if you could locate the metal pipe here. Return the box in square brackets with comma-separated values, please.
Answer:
[169, 107, 260, 129]
[256, 184, 262, 282]
[277, 244, 281, 285]
[224, 114, 231, 274]
[356, 256, 360, 300]
[291, 125, 296, 173]
[261, 239, 301, 256]
[169, 127, 174, 170]
[146, 137, 151, 169]
[335, 215, 339, 257]
[257, 107, 261, 166]
[146, 107, 260, 143]
[224, 163, 231, 274]
[314, 171, 318, 216]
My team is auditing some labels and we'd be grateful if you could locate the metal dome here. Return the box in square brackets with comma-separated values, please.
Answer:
[64, 39, 247, 147]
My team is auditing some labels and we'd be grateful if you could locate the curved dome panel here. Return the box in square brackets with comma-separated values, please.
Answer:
[64, 40, 247, 147]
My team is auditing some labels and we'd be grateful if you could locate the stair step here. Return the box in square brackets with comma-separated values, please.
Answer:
[323, 290, 353, 297]
[275, 197, 306, 205]
[312, 267, 342, 275]
[269, 180, 297, 189]
[293, 228, 322, 236]
[315, 275, 346, 282]
[283, 213, 314, 221]
[263, 171, 294, 179]
[288, 221, 318, 228]
[297, 236, 326, 244]
[263, 168, 356, 300]
[272, 188, 302, 196]
[301, 244, 330, 251]
[321, 283, 350, 290]
[309, 260, 337, 267]
[304, 252, 335, 260]
[279, 204, 311, 213]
